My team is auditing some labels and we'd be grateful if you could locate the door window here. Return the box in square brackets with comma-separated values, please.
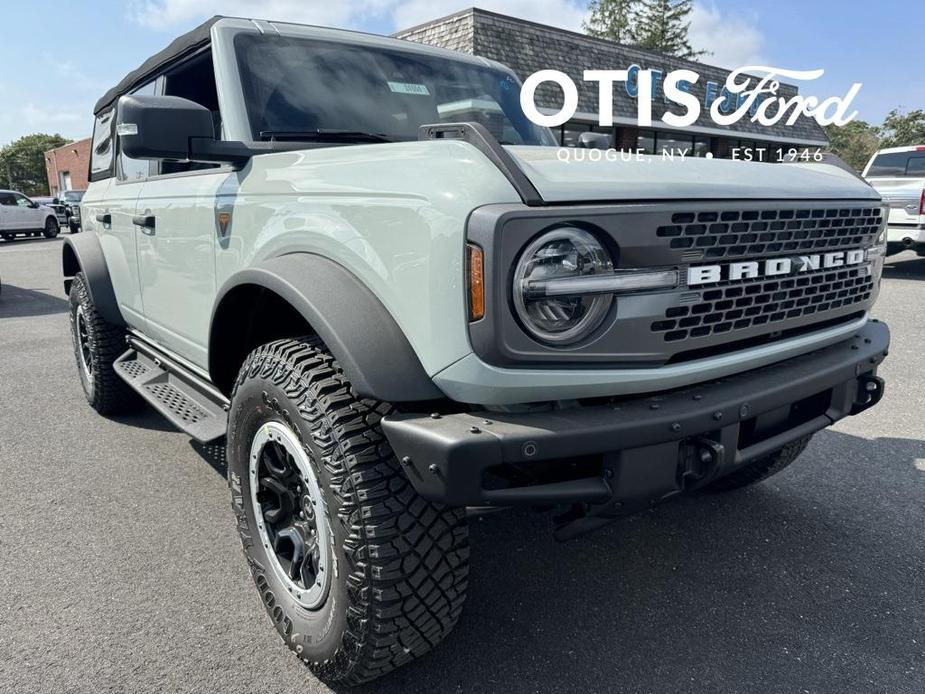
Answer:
[159, 50, 220, 175]
[118, 81, 157, 182]
[0, 193, 16, 206]
[90, 110, 115, 179]
[14, 194, 33, 207]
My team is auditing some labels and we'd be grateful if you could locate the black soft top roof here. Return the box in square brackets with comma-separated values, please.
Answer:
[94, 15, 222, 115]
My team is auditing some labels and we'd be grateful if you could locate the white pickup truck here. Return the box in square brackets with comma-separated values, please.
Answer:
[863, 146, 925, 255]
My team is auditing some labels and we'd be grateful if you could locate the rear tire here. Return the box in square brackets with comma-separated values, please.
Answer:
[68, 273, 142, 414]
[43, 217, 60, 238]
[227, 336, 469, 685]
[705, 435, 812, 492]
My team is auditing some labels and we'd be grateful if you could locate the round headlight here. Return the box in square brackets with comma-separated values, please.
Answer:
[512, 227, 614, 345]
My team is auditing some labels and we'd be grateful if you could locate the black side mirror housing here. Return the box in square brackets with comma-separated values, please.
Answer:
[117, 94, 251, 166]
[578, 132, 612, 150]
[52, 198, 60, 205]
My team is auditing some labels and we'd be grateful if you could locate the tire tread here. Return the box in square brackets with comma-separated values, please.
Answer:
[230, 336, 468, 685]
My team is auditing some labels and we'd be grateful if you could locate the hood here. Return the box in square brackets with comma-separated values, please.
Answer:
[505, 146, 880, 203]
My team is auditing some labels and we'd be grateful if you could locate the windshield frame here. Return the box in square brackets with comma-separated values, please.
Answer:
[231, 32, 557, 148]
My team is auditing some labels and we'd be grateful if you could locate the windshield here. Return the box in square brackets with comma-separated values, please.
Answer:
[234, 34, 555, 147]
[63, 191, 84, 201]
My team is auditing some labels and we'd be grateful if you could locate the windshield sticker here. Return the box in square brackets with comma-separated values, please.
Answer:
[388, 81, 430, 96]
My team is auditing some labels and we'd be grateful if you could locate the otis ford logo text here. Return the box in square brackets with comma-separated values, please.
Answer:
[688, 249, 866, 286]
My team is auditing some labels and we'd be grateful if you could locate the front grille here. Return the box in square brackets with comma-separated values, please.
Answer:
[651, 265, 874, 343]
[656, 206, 882, 261]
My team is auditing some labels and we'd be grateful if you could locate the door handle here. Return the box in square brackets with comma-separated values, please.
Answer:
[95, 213, 111, 224]
[133, 215, 156, 231]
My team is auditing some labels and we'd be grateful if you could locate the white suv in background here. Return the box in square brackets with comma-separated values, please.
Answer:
[0, 190, 61, 241]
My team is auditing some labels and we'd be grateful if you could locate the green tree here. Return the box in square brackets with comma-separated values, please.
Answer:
[0, 133, 68, 195]
[824, 120, 880, 172]
[877, 108, 925, 148]
[583, 0, 642, 44]
[632, 0, 708, 60]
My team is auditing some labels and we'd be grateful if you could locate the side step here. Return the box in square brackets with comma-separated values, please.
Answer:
[113, 341, 228, 443]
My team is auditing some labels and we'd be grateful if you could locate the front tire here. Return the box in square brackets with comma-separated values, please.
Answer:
[227, 337, 469, 685]
[68, 273, 141, 414]
[43, 217, 60, 238]
[705, 435, 812, 492]
[69, 219, 79, 233]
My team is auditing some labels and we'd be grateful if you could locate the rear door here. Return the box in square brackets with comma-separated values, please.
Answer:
[0, 193, 18, 230]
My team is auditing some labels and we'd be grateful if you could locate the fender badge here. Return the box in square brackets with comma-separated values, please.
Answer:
[217, 211, 231, 236]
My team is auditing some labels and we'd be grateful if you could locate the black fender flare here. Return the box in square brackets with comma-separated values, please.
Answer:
[61, 233, 125, 326]
[210, 254, 444, 402]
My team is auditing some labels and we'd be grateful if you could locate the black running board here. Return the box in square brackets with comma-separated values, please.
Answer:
[113, 338, 228, 442]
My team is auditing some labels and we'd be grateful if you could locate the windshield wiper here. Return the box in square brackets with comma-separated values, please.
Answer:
[259, 129, 395, 143]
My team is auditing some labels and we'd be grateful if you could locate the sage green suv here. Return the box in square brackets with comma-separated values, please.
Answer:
[63, 15, 890, 685]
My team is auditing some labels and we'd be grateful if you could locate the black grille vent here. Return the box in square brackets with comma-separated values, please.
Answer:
[651, 266, 873, 342]
[656, 207, 882, 260]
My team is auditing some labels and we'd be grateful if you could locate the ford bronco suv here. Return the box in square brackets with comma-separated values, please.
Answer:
[63, 16, 890, 685]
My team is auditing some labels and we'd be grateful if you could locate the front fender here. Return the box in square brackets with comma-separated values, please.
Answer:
[210, 253, 444, 402]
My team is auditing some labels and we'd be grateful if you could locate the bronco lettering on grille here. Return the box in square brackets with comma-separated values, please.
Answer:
[688, 249, 867, 286]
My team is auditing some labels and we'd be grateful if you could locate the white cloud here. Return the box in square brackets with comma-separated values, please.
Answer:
[22, 103, 85, 127]
[128, 0, 589, 33]
[127, 0, 388, 29]
[688, 2, 766, 68]
[391, 0, 589, 33]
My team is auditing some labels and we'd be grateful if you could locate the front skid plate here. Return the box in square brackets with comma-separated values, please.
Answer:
[383, 321, 890, 506]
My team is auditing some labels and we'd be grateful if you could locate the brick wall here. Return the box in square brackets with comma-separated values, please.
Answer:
[44, 137, 91, 196]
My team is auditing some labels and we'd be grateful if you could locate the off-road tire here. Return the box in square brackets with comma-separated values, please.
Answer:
[68, 272, 141, 414]
[43, 217, 60, 238]
[227, 336, 469, 686]
[705, 435, 812, 492]
[69, 219, 80, 234]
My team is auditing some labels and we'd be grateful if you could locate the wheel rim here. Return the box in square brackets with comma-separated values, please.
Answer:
[75, 305, 93, 381]
[250, 421, 332, 610]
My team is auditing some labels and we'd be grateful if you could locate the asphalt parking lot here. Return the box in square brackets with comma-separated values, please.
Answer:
[1, 236, 923, 694]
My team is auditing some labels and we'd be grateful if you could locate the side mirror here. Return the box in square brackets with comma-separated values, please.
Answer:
[52, 198, 60, 205]
[578, 132, 611, 150]
[29, 201, 39, 208]
[117, 94, 251, 166]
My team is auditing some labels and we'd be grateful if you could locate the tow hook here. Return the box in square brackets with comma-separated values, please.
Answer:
[851, 374, 885, 415]
[679, 438, 724, 489]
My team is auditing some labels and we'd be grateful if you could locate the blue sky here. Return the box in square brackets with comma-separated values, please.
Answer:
[0, 0, 920, 146]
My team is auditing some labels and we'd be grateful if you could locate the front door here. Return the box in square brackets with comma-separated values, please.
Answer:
[14, 193, 42, 229]
[134, 170, 232, 368]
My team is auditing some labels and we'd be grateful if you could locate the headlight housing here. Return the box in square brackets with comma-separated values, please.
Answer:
[512, 227, 614, 345]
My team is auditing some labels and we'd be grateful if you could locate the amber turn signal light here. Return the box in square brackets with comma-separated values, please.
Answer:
[467, 243, 485, 321]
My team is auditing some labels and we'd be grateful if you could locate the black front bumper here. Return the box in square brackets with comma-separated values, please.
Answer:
[382, 321, 889, 508]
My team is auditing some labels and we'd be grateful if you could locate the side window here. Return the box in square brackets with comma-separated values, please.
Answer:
[159, 50, 220, 175]
[14, 194, 32, 207]
[0, 193, 17, 206]
[868, 152, 910, 177]
[906, 156, 925, 176]
[90, 110, 115, 179]
[118, 81, 157, 182]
